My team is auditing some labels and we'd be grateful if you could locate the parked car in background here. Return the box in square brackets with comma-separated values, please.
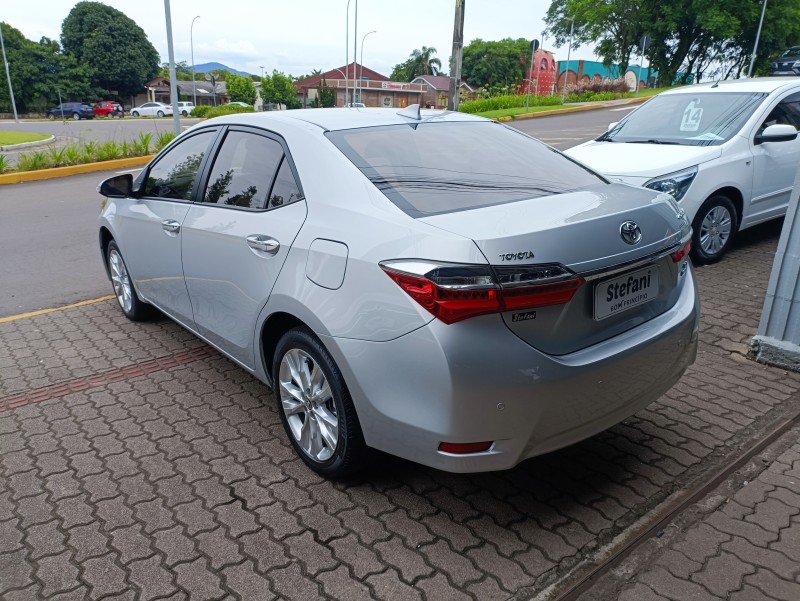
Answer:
[175, 101, 195, 116]
[566, 78, 800, 264]
[93, 101, 125, 118]
[97, 107, 698, 477]
[227, 101, 251, 108]
[47, 102, 95, 120]
[770, 47, 800, 76]
[130, 102, 173, 117]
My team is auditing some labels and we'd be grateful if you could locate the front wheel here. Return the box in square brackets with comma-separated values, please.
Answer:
[71, 112, 80, 120]
[131, 111, 139, 117]
[273, 328, 369, 478]
[691, 195, 737, 265]
[106, 241, 152, 321]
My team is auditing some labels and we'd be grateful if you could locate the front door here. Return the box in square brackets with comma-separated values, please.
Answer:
[181, 127, 307, 368]
[117, 129, 217, 325]
[750, 91, 800, 221]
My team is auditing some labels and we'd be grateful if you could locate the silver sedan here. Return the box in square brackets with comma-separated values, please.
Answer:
[97, 106, 699, 477]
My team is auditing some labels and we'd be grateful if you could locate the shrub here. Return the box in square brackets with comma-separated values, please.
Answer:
[81, 141, 98, 163]
[47, 146, 67, 167]
[0, 154, 7, 174]
[459, 94, 563, 114]
[17, 151, 48, 171]
[191, 105, 211, 117]
[64, 144, 81, 165]
[154, 131, 175, 152]
[133, 132, 152, 156]
[96, 141, 122, 162]
[204, 104, 255, 119]
[564, 78, 631, 102]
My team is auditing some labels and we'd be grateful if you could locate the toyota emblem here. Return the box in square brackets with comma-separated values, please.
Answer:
[620, 221, 642, 245]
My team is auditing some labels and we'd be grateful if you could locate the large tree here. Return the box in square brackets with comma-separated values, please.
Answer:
[61, 1, 159, 99]
[461, 38, 532, 88]
[390, 47, 443, 81]
[261, 70, 301, 109]
[0, 23, 93, 112]
[226, 72, 257, 106]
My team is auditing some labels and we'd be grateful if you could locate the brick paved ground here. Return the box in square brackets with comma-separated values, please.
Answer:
[1, 220, 799, 601]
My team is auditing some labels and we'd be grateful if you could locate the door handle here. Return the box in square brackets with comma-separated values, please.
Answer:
[161, 219, 181, 234]
[246, 234, 280, 255]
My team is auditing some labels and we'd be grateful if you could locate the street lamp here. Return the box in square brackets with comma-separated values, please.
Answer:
[748, 0, 768, 78]
[358, 30, 376, 103]
[0, 22, 18, 123]
[561, 16, 575, 101]
[190, 15, 200, 106]
[260, 65, 265, 80]
[345, 0, 352, 106]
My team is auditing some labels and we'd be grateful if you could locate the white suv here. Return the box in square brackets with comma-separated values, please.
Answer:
[567, 78, 800, 263]
[176, 101, 195, 116]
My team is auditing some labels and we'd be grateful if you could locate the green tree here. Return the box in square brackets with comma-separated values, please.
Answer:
[318, 78, 336, 107]
[61, 1, 160, 99]
[0, 23, 93, 113]
[461, 38, 531, 88]
[157, 61, 195, 80]
[261, 70, 301, 109]
[390, 47, 442, 81]
[226, 72, 257, 105]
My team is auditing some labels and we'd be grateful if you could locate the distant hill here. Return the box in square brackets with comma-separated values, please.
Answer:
[193, 62, 252, 77]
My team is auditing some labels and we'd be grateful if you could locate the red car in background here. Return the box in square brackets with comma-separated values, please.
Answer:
[94, 101, 125, 118]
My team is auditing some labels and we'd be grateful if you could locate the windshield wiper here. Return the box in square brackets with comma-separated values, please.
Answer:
[628, 139, 681, 145]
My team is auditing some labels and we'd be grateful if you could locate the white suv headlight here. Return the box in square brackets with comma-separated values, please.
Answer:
[644, 166, 698, 201]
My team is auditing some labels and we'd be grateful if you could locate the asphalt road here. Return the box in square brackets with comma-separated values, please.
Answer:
[0, 106, 632, 317]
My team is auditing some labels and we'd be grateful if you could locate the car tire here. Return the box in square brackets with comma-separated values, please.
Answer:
[272, 327, 370, 478]
[690, 194, 738, 265]
[132, 111, 139, 117]
[181, 110, 188, 116]
[106, 241, 152, 321]
[71, 112, 80, 120]
[47, 113, 55, 120]
[157, 110, 164, 117]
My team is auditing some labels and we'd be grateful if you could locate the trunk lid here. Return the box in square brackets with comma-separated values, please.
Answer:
[420, 183, 690, 355]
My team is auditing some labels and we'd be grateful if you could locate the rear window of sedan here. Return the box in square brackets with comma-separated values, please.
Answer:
[326, 121, 605, 217]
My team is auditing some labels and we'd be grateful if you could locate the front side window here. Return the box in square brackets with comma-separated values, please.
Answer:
[327, 121, 604, 217]
[142, 131, 215, 200]
[203, 131, 284, 209]
[760, 92, 800, 131]
[602, 91, 767, 146]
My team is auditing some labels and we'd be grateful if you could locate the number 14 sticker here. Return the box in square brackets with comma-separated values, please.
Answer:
[681, 100, 703, 132]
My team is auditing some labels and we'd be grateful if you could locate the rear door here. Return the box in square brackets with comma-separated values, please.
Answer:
[116, 128, 218, 325]
[181, 126, 307, 368]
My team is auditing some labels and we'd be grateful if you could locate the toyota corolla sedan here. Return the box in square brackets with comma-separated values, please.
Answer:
[97, 106, 699, 477]
[566, 78, 800, 264]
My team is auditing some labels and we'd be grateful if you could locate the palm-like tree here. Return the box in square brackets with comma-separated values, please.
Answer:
[410, 47, 442, 76]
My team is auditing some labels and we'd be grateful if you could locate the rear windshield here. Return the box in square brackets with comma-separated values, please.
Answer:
[326, 121, 605, 217]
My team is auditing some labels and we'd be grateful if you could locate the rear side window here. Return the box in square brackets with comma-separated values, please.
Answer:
[326, 122, 604, 217]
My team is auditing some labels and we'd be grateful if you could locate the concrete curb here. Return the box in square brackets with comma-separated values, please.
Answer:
[494, 95, 651, 122]
[0, 135, 55, 151]
[0, 155, 154, 185]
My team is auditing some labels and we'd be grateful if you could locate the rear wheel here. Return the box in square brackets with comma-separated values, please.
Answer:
[691, 194, 737, 264]
[273, 327, 369, 478]
[47, 113, 55, 120]
[157, 110, 165, 117]
[107, 241, 152, 321]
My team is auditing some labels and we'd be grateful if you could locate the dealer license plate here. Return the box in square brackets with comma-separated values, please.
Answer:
[594, 266, 659, 321]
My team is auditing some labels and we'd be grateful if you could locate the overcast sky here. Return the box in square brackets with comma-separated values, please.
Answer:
[4, 0, 601, 78]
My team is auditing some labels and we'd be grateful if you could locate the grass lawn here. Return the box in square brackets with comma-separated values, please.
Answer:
[0, 131, 50, 146]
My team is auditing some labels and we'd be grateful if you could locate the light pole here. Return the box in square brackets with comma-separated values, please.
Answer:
[561, 16, 575, 101]
[345, 0, 352, 106]
[190, 15, 200, 107]
[748, 0, 768, 78]
[352, 0, 358, 107]
[359, 30, 376, 104]
[164, 0, 181, 136]
[0, 23, 18, 123]
[260, 65, 265, 80]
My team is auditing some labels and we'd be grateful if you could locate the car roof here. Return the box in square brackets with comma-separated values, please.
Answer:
[203, 107, 488, 132]
[662, 77, 800, 96]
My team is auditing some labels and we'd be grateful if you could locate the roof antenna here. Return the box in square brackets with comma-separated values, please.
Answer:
[396, 103, 421, 120]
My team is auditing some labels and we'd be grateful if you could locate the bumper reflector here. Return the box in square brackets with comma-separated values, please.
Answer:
[438, 441, 493, 454]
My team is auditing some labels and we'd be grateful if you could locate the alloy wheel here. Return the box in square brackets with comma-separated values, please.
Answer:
[108, 249, 133, 314]
[699, 205, 732, 256]
[278, 348, 338, 462]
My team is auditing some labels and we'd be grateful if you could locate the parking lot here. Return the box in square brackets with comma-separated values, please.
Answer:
[1, 216, 798, 600]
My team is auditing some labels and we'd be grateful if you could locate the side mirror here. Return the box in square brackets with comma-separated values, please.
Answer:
[608, 122, 618, 131]
[755, 123, 798, 145]
[97, 173, 133, 198]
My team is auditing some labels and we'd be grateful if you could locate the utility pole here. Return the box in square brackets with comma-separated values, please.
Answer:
[191, 15, 200, 107]
[447, 0, 465, 111]
[352, 0, 358, 104]
[163, 0, 181, 136]
[0, 23, 18, 123]
[345, 0, 351, 106]
[748, 0, 768, 78]
[525, 39, 539, 111]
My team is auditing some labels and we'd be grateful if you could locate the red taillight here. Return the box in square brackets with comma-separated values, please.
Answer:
[438, 441, 493, 454]
[671, 239, 692, 262]
[381, 261, 583, 324]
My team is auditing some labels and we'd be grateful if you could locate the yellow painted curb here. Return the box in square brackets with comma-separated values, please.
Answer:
[0, 296, 115, 324]
[0, 155, 154, 185]
[492, 95, 652, 122]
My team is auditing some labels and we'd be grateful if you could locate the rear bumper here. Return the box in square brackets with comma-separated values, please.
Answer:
[323, 266, 699, 473]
